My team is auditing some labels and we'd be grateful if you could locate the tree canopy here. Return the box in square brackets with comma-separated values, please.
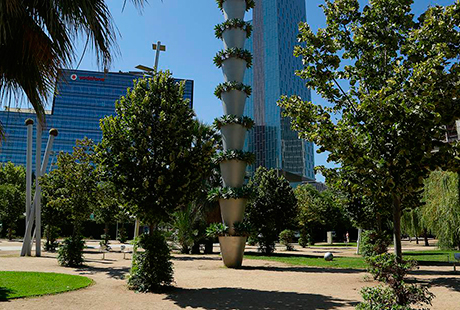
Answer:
[41, 138, 99, 236]
[279, 0, 460, 259]
[99, 71, 219, 226]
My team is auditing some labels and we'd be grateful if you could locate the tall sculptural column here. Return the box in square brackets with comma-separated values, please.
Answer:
[213, 0, 255, 268]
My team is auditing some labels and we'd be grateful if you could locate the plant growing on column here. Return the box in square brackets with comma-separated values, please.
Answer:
[213, 0, 255, 268]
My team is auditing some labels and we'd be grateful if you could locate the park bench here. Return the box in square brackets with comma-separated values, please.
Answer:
[120, 245, 133, 259]
[99, 244, 111, 259]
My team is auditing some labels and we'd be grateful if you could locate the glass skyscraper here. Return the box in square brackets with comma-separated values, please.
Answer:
[0, 69, 193, 171]
[244, 0, 315, 182]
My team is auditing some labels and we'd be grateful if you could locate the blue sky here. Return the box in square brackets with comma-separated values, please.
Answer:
[74, 0, 456, 182]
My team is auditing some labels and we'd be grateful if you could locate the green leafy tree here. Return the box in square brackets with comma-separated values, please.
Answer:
[246, 167, 297, 254]
[93, 181, 121, 244]
[99, 72, 218, 290]
[279, 0, 460, 260]
[42, 138, 99, 266]
[295, 184, 326, 245]
[295, 185, 351, 245]
[0, 162, 26, 240]
[99, 72, 218, 227]
[422, 171, 460, 250]
[0, 0, 146, 139]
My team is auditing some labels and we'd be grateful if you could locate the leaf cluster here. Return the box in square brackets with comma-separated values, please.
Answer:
[213, 115, 254, 130]
[216, 0, 255, 11]
[214, 81, 252, 99]
[207, 185, 255, 201]
[213, 150, 255, 164]
[215, 19, 252, 39]
[214, 48, 253, 68]
[206, 223, 228, 238]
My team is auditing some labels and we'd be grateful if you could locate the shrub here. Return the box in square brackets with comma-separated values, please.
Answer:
[360, 230, 391, 258]
[215, 19, 252, 39]
[279, 229, 295, 251]
[214, 82, 252, 99]
[128, 231, 174, 292]
[117, 227, 127, 243]
[57, 235, 85, 267]
[213, 150, 255, 164]
[214, 48, 253, 68]
[216, 0, 255, 11]
[357, 253, 435, 309]
[213, 115, 254, 130]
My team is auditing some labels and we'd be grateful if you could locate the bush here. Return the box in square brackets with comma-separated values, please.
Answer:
[279, 229, 295, 251]
[128, 231, 174, 292]
[117, 227, 127, 243]
[57, 235, 85, 267]
[360, 230, 391, 258]
[357, 253, 435, 309]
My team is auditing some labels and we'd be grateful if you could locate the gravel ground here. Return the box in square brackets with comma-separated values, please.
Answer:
[0, 239, 459, 310]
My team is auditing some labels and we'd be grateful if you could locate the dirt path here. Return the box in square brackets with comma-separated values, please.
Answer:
[0, 241, 459, 310]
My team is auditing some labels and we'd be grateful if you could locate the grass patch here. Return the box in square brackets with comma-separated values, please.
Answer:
[0, 271, 92, 300]
[246, 249, 459, 270]
[404, 250, 458, 263]
[245, 254, 367, 269]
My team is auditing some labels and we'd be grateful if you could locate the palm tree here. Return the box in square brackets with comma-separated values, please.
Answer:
[0, 0, 146, 140]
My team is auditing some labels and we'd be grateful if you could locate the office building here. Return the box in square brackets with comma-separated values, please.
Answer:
[244, 0, 315, 182]
[0, 69, 194, 171]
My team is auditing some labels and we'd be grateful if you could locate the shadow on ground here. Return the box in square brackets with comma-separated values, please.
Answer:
[165, 287, 358, 310]
[75, 265, 130, 280]
[172, 256, 222, 262]
[413, 277, 460, 293]
[0, 287, 14, 302]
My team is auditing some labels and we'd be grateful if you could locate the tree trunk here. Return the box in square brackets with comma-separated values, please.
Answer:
[415, 235, 419, 244]
[8, 227, 12, 240]
[423, 228, 429, 246]
[392, 194, 403, 261]
[204, 240, 213, 254]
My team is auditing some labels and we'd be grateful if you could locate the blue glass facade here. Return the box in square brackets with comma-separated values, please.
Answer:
[244, 0, 315, 181]
[0, 69, 194, 171]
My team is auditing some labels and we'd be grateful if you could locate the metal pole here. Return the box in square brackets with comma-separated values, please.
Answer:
[25, 120, 33, 235]
[154, 41, 161, 73]
[41, 129, 58, 175]
[21, 129, 59, 257]
[134, 220, 139, 239]
[21, 119, 34, 256]
[35, 122, 42, 256]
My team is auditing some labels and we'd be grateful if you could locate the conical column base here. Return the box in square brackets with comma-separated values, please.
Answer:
[219, 236, 247, 268]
